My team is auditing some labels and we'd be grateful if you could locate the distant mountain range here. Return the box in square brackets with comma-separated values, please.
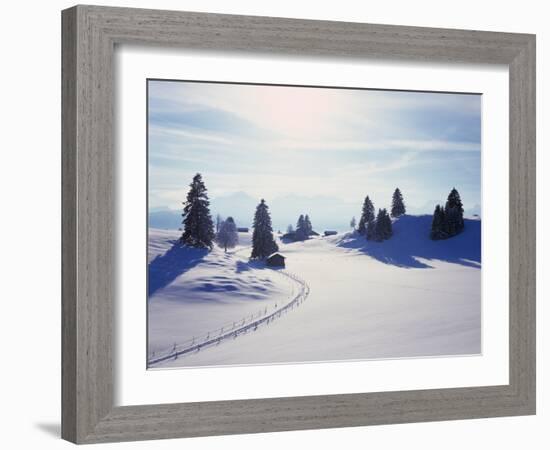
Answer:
[149, 192, 356, 232]
[149, 191, 481, 232]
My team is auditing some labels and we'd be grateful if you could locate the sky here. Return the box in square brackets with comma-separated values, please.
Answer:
[148, 80, 481, 231]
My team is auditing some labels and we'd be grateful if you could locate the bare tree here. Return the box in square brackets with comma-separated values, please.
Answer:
[217, 216, 239, 252]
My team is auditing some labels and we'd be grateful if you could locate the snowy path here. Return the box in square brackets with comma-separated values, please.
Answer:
[148, 269, 309, 366]
[148, 237, 310, 367]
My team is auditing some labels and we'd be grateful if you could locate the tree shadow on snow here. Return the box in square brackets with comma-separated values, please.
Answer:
[235, 260, 251, 273]
[337, 215, 481, 269]
[148, 240, 208, 296]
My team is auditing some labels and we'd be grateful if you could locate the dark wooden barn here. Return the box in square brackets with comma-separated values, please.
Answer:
[266, 253, 286, 268]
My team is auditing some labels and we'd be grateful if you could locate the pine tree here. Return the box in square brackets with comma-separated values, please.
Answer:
[295, 214, 307, 240]
[430, 204, 447, 240]
[304, 214, 313, 236]
[180, 173, 215, 249]
[391, 188, 406, 218]
[372, 208, 393, 241]
[444, 188, 464, 235]
[251, 199, 279, 259]
[296, 214, 305, 231]
[373, 209, 385, 242]
[382, 209, 393, 239]
[350, 216, 356, 230]
[286, 224, 294, 234]
[217, 216, 239, 252]
[371, 208, 389, 241]
[430, 188, 465, 240]
[366, 219, 376, 240]
[358, 196, 375, 234]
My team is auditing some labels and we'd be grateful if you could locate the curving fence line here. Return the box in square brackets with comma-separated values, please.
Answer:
[147, 271, 310, 367]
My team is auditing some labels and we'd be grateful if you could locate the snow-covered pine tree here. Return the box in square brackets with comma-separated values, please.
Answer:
[180, 173, 215, 249]
[251, 199, 279, 259]
[358, 195, 375, 235]
[217, 216, 239, 252]
[430, 204, 447, 240]
[286, 224, 294, 234]
[350, 216, 356, 230]
[444, 187, 465, 236]
[391, 188, 406, 218]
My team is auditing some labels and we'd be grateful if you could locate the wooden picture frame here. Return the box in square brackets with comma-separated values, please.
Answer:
[61, 5, 536, 444]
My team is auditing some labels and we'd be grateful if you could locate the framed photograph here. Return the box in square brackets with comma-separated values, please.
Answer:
[62, 5, 536, 444]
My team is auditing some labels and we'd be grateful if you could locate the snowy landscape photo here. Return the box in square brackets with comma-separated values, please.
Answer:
[146, 79, 482, 369]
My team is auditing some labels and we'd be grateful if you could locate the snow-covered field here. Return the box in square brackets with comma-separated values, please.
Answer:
[148, 215, 481, 368]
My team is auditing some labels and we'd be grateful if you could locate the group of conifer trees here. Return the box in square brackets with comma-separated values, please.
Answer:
[285, 214, 316, 241]
[430, 188, 465, 240]
[179, 174, 467, 256]
[356, 188, 406, 242]
[179, 173, 278, 259]
[294, 214, 313, 240]
[354, 187, 466, 241]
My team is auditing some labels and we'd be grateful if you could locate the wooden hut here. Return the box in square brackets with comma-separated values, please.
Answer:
[266, 253, 286, 268]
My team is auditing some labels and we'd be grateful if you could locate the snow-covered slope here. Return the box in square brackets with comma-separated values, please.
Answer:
[149, 215, 481, 368]
[332, 214, 481, 269]
[148, 229, 296, 358]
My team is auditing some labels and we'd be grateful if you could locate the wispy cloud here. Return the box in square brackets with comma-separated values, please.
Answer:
[273, 138, 480, 153]
[148, 80, 481, 215]
[150, 125, 232, 145]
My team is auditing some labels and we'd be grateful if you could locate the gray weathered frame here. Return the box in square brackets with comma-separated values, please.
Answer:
[62, 4, 536, 444]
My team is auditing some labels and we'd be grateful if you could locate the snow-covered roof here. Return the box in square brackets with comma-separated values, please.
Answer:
[267, 252, 286, 259]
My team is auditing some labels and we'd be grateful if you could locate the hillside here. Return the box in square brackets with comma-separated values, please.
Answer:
[147, 229, 296, 360]
[333, 214, 481, 268]
[149, 214, 482, 368]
